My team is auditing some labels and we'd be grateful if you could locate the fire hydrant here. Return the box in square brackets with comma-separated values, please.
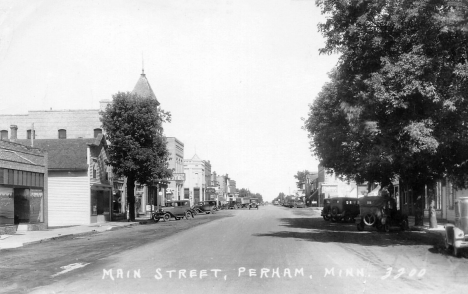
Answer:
[429, 200, 437, 228]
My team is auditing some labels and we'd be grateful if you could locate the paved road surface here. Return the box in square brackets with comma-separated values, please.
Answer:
[4, 206, 468, 294]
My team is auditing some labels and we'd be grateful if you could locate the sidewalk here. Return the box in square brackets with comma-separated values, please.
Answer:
[410, 217, 448, 238]
[0, 217, 150, 250]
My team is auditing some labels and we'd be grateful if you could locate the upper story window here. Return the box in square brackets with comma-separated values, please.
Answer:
[27, 130, 36, 139]
[0, 130, 8, 140]
[58, 129, 66, 139]
[94, 128, 102, 138]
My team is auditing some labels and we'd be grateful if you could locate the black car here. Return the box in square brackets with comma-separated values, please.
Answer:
[249, 198, 259, 210]
[194, 200, 217, 214]
[329, 197, 360, 222]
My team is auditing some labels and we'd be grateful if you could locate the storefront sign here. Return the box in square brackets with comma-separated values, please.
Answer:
[206, 188, 216, 194]
[168, 173, 185, 181]
[30, 189, 43, 198]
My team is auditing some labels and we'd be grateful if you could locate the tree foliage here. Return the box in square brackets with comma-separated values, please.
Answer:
[306, 0, 468, 188]
[101, 92, 172, 220]
[294, 170, 312, 188]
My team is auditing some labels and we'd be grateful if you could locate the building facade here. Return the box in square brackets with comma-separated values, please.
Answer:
[229, 180, 236, 195]
[317, 165, 366, 205]
[17, 135, 113, 226]
[165, 137, 185, 201]
[184, 154, 207, 205]
[0, 139, 48, 234]
[216, 174, 230, 201]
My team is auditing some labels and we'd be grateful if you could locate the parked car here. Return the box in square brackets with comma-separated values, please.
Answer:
[227, 200, 238, 209]
[356, 195, 408, 232]
[152, 200, 193, 222]
[328, 197, 360, 222]
[294, 200, 305, 208]
[445, 197, 468, 257]
[249, 198, 259, 210]
[195, 200, 217, 214]
[321, 199, 332, 221]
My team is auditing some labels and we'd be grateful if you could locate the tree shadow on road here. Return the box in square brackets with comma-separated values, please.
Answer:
[253, 216, 445, 247]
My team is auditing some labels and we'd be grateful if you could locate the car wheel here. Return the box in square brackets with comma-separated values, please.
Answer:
[185, 211, 191, 220]
[206, 211, 210, 214]
[400, 220, 408, 231]
[363, 214, 376, 226]
[343, 214, 352, 223]
[163, 213, 171, 222]
[383, 224, 390, 233]
[323, 214, 330, 221]
[453, 246, 462, 258]
[445, 236, 452, 250]
[152, 215, 160, 223]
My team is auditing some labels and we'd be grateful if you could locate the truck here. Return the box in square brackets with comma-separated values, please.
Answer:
[236, 197, 250, 208]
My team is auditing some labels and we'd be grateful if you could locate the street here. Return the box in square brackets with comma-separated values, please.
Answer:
[1, 206, 467, 294]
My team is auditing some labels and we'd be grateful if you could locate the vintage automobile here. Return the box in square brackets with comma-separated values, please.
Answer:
[194, 200, 217, 214]
[356, 195, 408, 232]
[328, 197, 360, 222]
[321, 198, 332, 221]
[294, 200, 305, 208]
[152, 200, 193, 222]
[227, 200, 238, 209]
[249, 198, 259, 210]
[445, 197, 468, 257]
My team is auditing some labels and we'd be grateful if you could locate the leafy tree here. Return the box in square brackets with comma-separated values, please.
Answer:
[294, 170, 312, 188]
[238, 188, 250, 197]
[101, 92, 172, 221]
[306, 0, 468, 190]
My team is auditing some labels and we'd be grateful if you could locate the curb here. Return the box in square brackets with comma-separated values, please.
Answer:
[21, 222, 141, 247]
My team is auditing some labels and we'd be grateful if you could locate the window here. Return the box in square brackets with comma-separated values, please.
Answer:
[94, 128, 102, 138]
[1, 130, 8, 140]
[58, 129, 66, 139]
[92, 164, 97, 179]
[448, 181, 455, 210]
[27, 130, 36, 139]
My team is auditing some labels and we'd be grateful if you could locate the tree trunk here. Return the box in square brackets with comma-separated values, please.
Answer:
[413, 185, 425, 227]
[127, 176, 136, 222]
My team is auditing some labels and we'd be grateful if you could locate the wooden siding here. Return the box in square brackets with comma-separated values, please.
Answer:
[48, 175, 90, 226]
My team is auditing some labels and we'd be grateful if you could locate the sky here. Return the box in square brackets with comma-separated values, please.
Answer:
[0, 0, 339, 201]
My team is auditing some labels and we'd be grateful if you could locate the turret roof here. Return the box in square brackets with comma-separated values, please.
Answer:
[132, 70, 160, 106]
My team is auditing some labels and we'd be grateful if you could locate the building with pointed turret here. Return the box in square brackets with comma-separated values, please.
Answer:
[132, 70, 160, 105]
[0, 70, 184, 223]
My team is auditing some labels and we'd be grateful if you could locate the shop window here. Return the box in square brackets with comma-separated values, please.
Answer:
[0, 130, 8, 140]
[94, 128, 102, 138]
[91, 189, 110, 216]
[13, 188, 44, 224]
[0, 187, 14, 225]
[27, 130, 36, 139]
[58, 129, 66, 139]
